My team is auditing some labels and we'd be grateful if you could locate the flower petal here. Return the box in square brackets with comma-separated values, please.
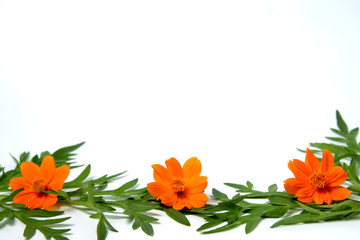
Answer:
[12, 189, 37, 207]
[165, 158, 183, 178]
[288, 160, 312, 180]
[296, 187, 317, 203]
[321, 149, 334, 173]
[26, 194, 46, 209]
[20, 161, 40, 183]
[183, 157, 201, 181]
[9, 177, 31, 191]
[173, 196, 186, 210]
[326, 166, 348, 187]
[284, 178, 308, 195]
[305, 148, 321, 172]
[48, 165, 70, 191]
[184, 176, 208, 194]
[40, 156, 56, 185]
[42, 195, 59, 210]
[297, 196, 314, 203]
[152, 164, 170, 184]
[295, 186, 316, 198]
[313, 190, 331, 204]
[147, 182, 171, 199]
[328, 186, 351, 201]
[160, 191, 178, 207]
[184, 193, 208, 208]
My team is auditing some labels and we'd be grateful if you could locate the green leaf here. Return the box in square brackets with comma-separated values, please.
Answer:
[212, 188, 228, 200]
[52, 141, 85, 167]
[268, 184, 277, 192]
[268, 196, 297, 207]
[118, 178, 138, 192]
[87, 181, 95, 209]
[330, 128, 347, 138]
[245, 217, 262, 234]
[349, 128, 359, 140]
[140, 221, 154, 236]
[325, 137, 346, 143]
[126, 202, 157, 212]
[246, 181, 254, 189]
[348, 183, 360, 193]
[23, 225, 36, 239]
[19, 152, 30, 163]
[224, 183, 253, 192]
[197, 219, 224, 231]
[201, 220, 242, 234]
[63, 164, 91, 188]
[271, 212, 315, 228]
[97, 216, 107, 240]
[102, 215, 118, 232]
[263, 206, 288, 218]
[164, 208, 190, 226]
[336, 110, 348, 134]
[0, 208, 13, 221]
[17, 209, 65, 218]
[131, 213, 155, 236]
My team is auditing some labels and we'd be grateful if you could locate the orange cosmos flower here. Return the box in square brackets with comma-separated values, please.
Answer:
[284, 148, 351, 204]
[9, 155, 70, 210]
[147, 157, 208, 210]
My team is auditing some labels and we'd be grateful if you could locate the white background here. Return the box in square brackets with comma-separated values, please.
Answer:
[1, 0, 360, 239]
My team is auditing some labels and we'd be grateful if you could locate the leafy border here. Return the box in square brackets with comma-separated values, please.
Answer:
[0, 110, 359, 239]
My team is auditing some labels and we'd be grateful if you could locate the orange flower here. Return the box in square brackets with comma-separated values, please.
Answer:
[147, 157, 208, 210]
[284, 148, 351, 204]
[9, 155, 70, 210]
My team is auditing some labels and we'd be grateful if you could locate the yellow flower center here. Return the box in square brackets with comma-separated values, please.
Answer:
[172, 177, 185, 193]
[310, 173, 327, 189]
[33, 179, 48, 193]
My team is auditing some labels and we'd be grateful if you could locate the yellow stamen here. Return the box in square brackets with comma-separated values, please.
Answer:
[33, 179, 48, 192]
[172, 177, 185, 193]
[310, 173, 326, 189]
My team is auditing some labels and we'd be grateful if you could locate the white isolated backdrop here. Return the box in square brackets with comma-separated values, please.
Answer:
[1, 1, 360, 240]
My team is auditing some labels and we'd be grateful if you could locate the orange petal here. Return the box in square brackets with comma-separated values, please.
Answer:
[40, 156, 56, 185]
[9, 177, 31, 191]
[295, 186, 316, 198]
[297, 196, 314, 203]
[48, 165, 70, 191]
[42, 195, 58, 210]
[184, 193, 208, 208]
[12, 189, 37, 207]
[159, 191, 178, 207]
[173, 196, 186, 210]
[305, 148, 321, 172]
[323, 190, 333, 205]
[26, 194, 46, 209]
[314, 189, 332, 204]
[296, 187, 317, 203]
[20, 161, 40, 183]
[288, 160, 311, 180]
[326, 166, 348, 187]
[183, 157, 201, 181]
[284, 178, 305, 195]
[147, 182, 171, 199]
[165, 158, 183, 178]
[321, 149, 334, 173]
[181, 196, 193, 209]
[328, 186, 351, 201]
[184, 176, 208, 194]
[152, 164, 170, 184]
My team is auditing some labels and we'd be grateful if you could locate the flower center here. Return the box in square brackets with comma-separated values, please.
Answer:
[33, 179, 48, 193]
[310, 173, 327, 189]
[172, 177, 185, 193]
